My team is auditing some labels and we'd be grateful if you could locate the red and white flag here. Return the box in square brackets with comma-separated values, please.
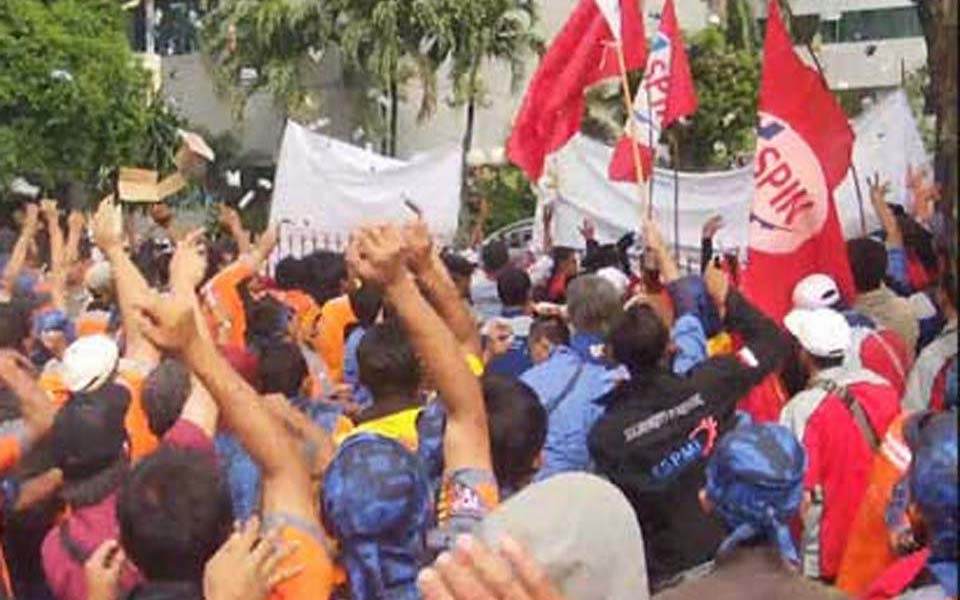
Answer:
[609, 0, 697, 182]
[507, 0, 647, 182]
[741, 0, 856, 320]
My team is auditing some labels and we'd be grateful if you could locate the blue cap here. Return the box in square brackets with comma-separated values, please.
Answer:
[706, 421, 806, 564]
[322, 433, 430, 600]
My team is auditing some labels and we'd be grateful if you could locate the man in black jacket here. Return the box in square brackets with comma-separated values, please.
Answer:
[588, 261, 788, 592]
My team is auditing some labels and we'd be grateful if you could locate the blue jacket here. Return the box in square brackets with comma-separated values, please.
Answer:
[521, 343, 620, 479]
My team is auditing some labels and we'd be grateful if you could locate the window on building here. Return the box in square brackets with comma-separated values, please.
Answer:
[827, 6, 923, 43]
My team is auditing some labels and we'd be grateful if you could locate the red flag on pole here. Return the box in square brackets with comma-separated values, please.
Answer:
[609, 0, 697, 182]
[741, 0, 856, 321]
[506, 0, 647, 182]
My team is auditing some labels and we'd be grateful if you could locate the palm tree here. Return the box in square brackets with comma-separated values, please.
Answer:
[423, 0, 543, 157]
[201, 0, 332, 121]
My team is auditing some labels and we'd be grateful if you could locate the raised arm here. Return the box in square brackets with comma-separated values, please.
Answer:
[40, 200, 67, 310]
[404, 220, 482, 357]
[644, 218, 680, 284]
[0, 351, 56, 448]
[218, 205, 252, 255]
[1, 204, 39, 299]
[90, 196, 160, 366]
[135, 235, 317, 525]
[64, 210, 86, 269]
[868, 173, 903, 248]
[350, 225, 491, 475]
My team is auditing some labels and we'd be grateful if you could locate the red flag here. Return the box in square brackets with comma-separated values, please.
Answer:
[507, 0, 647, 182]
[609, 0, 697, 182]
[741, 0, 855, 320]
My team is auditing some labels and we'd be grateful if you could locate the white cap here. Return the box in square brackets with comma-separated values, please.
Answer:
[596, 267, 630, 297]
[62, 334, 120, 393]
[792, 274, 842, 310]
[784, 308, 851, 359]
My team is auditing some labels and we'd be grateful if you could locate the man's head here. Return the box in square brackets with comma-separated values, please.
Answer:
[497, 267, 532, 309]
[481, 240, 510, 275]
[792, 273, 844, 311]
[566, 275, 622, 338]
[118, 447, 233, 584]
[257, 342, 309, 399]
[609, 305, 669, 374]
[149, 202, 174, 228]
[528, 317, 570, 365]
[482, 374, 547, 493]
[784, 307, 851, 377]
[52, 384, 130, 505]
[322, 433, 431, 598]
[847, 238, 888, 293]
[357, 321, 421, 401]
[348, 285, 383, 330]
[440, 251, 476, 300]
[35, 310, 74, 360]
[274, 256, 307, 291]
[701, 421, 806, 564]
[550, 247, 578, 279]
[143, 359, 192, 438]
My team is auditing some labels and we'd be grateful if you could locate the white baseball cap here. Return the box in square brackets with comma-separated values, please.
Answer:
[784, 308, 851, 359]
[792, 273, 842, 310]
[62, 334, 120, 393]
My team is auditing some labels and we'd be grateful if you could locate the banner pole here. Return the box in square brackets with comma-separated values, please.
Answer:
[614, 42, 651, 218]
[670, 131, 681, 262]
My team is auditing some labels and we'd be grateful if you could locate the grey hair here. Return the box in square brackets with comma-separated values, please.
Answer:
[566, 275, 624, 338]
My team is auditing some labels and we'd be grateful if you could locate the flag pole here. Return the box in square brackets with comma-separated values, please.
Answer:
[670, 130, 681, 261]
[782, 0, 867, 235]
[614, 42, 651, 218]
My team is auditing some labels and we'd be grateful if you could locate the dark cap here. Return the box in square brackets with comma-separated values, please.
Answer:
[52, 384, 130, 482]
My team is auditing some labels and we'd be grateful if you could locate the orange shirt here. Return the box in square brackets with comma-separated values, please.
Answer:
[202, 260, 255, 348]
[836, 413, 912, 597]
[311, 296, 356, 385]
[116, 361, 159, 462]
[268, 525, 336, 600]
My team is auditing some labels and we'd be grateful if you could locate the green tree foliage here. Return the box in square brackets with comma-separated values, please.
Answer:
[201, 0, 332, 120]
[0, 0, 162, 193]
[673, 27, 760, 170]
[420, 0, 543, 153]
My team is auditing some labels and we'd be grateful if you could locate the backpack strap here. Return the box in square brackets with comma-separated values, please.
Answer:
[544, 360, 586, 415]
[817, 379, 881, 451]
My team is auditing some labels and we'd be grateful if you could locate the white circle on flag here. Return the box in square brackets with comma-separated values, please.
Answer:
[750, 112, 829, 254]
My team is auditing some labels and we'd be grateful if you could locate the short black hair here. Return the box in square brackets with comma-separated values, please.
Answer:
[246, 296, 289, 351]
[609, 305, 669, 374]
[441, 252, 476, 279]
[811, 354, 845, 371]
[481, 240, 510, 273]
[482, 374, 546, 491]
[118, 447, 233, 584]
[497, 267, 531, 308]
[275, 256, 307, 291]
[142, 359, 192, 438]
[847, 238, 888, 293]
[357, 321, 422, 400]
[348, 285, 383, 329]
[529, 316, 570, 347]
[303, 251, 347, 305]
[257, 342, 308, 398]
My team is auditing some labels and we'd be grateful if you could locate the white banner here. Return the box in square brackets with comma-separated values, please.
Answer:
[540, 89, 930, 257]
[271, 121, 463, 243]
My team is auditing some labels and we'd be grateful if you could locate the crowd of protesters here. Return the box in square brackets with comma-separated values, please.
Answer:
[0, 164, 953, 600]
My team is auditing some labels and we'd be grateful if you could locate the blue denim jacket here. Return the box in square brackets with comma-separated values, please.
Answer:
[217, 398, 344, 520]
[521, 344, 619, 480]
